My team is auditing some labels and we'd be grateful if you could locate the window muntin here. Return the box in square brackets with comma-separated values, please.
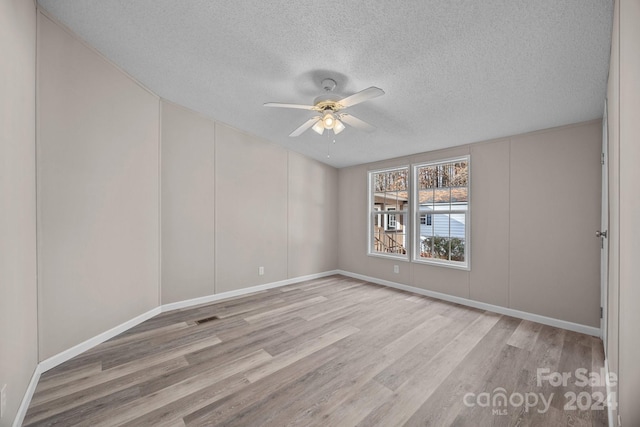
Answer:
[368, 167, 409, 258]
[414, 157, 469, 268]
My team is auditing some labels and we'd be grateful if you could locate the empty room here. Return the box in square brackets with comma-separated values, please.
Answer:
[2, 0, 639, 426]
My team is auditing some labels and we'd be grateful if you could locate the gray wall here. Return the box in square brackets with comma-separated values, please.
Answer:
[338, 121, 602, 328]
[607, 0, 640, 425]
[37, 12, 161, 360]
[161, 101, 339, 301]
[0, 0, 38, 425]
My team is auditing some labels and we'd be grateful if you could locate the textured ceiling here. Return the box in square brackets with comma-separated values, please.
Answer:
[37, 0, 612, 168]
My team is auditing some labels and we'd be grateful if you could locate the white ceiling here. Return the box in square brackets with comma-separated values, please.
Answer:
[37, 0, 613, 168]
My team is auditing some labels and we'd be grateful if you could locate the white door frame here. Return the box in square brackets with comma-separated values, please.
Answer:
[601, 100, 609, 347]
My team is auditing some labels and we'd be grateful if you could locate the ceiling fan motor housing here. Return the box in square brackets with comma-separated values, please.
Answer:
[313, 96, 340, 109]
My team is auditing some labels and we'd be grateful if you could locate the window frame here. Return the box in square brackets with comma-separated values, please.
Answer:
[412, 155, 470, 270]
[367, 166, 410, 261]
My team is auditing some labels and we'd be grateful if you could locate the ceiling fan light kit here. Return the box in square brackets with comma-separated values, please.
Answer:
[312, 120, 325, 135]
[264, 78, 384, 137]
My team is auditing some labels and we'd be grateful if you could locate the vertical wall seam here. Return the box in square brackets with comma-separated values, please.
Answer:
[286, 151, 290, 279]
[616, 0, 621, 416]
[35, 4, 41, 363]
[467, 148, 471, 299]
[157, 99, 162, 306]
[507, 139, 512, 309]
[212, 121, 217, 295]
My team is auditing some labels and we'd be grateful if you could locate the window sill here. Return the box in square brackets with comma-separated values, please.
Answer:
[412, 257, 470, 271]
[367, 252, 410, 262]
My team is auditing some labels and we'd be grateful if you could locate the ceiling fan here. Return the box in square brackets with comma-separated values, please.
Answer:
[264, 78, 385, 137]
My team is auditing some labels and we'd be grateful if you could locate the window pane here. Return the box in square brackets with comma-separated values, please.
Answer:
[434, 188, 450, 210]
[450, 238, 465, 262]
[372, 193, 383, 209]
[418, 189, 434, 211]
[450, 213, 466, 239]
[432, 213, 449, 238]
[373, 211, 381, 228]
[397, 191, 409, 209]
[384, 192, 398, 211]
[417, 166, 437, 189]
[451, 161, 469, 187]
[419, 236, 434, 258]
[373, 169, 407, 192]
[451, 187, 468, 203]
[432, 236, 450, 260]
[372, 213, 407, 255]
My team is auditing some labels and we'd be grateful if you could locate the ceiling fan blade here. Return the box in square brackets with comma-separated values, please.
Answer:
[339, 114, 376, 132]
[289, 117, 320, 137]
[337, 87, 385, 108]
[264, 102, 317, 110]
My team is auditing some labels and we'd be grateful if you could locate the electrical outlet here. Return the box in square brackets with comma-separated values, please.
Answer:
[393, 265, 399, 274]
[1, 384, 6, 419]
[258, 266, 264, 276]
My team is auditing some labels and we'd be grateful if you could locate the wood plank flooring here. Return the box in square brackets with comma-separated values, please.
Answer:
[24, 275, 608, 426]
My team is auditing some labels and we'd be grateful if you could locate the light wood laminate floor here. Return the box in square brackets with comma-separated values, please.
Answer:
[24, 275, 608, 426]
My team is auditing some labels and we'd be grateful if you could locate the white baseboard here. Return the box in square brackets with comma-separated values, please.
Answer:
[604, 359, 616, 427]
[161, 270, 340, 312]
[12, 306, 161, 426]
[12, 365, 43, 427]
[13, 268, 599, 426]
[12, 269, 339, 427]
[337, 270, 601, 337]
[38, 306, 163, 373]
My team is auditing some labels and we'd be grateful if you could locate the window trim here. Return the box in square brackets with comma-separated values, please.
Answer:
[367, 166, 410, 261]
[412, 155, 471, 270]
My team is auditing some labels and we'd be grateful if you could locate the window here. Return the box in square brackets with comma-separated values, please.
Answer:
[368, 167, 409, 258]
[368, 158, 470, 269]
[414, 157, 469, 268]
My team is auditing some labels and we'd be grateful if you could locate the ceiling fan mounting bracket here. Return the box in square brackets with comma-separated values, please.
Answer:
[321, 78, 337, 92]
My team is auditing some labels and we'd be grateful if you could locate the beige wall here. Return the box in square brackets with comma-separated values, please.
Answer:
[0, 0, 38, 425]
[287, 151, 339, 278]
[338, 121, 602, 327]
[161, 101, 215, 304]
[509, 125, 601, 326]
[214, 124, 289, 293]
[161, 103, 339, 302]
[607, 0, 640, 425]
[618, 0, 640, 422]
[35, 12, 339, 366]
[37, 12, 160, 359]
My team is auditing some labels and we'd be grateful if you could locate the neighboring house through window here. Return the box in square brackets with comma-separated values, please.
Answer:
[414, 156, 469, 268]
[368, 167, 409, 258]
[419, 214, 432, 226]
[367, 157, 470, 269]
